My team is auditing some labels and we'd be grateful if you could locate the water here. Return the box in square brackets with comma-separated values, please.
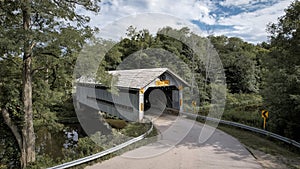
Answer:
[35, 123, 86, 160]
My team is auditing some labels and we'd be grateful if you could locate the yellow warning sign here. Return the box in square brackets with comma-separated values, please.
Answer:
[155, 80, 170, 86]
[262, 110, 268, 118]
[261, 110, 269, 130]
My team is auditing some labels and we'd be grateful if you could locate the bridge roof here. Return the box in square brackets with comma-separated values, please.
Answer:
[108, 68, 190, 89]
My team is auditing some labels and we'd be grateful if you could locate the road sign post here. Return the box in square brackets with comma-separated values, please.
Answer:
[261, 110, 269, 130]
[192, 101, 196, 113]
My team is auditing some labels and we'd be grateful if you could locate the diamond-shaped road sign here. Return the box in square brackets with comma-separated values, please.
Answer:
[262, 110, 268, 118]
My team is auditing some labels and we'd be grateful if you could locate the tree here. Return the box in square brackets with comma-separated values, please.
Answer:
[209, 36, 260, 93]
[0, 1, 100, 168]
[0, 58, 23, 168]
[262, 0, 300, 141]
[104, 26, 215, 104]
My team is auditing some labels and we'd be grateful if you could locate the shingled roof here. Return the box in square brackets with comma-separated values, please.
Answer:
[77, 68, 190, 89]
[108, 68, 189, 89]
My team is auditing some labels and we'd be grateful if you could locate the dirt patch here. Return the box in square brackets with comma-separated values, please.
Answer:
[247, 147, 300, 169]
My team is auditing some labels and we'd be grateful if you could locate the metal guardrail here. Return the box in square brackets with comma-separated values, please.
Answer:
[48, 120, 153, 169]
[181, 112, 300, 149]
[49, 112, 299, 169]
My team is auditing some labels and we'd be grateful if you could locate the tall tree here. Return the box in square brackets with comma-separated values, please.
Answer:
[209, 36, 260, 93]
[0, 1, 100, 168]
[262, 0, 300, 141]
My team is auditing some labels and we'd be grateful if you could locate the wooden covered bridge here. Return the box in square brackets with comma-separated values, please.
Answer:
[75, 68, 189, 122]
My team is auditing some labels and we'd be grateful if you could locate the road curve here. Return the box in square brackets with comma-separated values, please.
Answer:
[86, 114, 262, 169]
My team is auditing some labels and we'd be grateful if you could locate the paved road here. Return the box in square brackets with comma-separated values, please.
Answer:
[86, 114, 262, 169]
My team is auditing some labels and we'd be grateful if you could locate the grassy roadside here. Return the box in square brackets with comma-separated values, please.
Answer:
[67, 122, 158, 169]
[218, 125, 300, 169]
[198, 93, 300, 168]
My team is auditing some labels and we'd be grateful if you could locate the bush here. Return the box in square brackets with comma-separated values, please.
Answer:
[222, 93, 263, 128]
[121, 123, 151, 137]
[62, 137, 103, 161]
[197, 93, 263, 128]
[226, 93, 262, 109]
[27, 155, 57, 169]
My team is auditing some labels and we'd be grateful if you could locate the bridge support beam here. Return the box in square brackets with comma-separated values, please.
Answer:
[139, 89, 144, 122]
[179, 86, 183, 112]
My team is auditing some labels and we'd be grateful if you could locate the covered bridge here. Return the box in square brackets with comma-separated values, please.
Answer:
[76, 68, 189, 122]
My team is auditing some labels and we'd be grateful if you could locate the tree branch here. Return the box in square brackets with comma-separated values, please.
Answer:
[1, 108, 23, 151]
[30, 41, 36, 50]
[0, 56, 21, 66]
[31, 66, 46, 76]
[41, 52, 59, 59]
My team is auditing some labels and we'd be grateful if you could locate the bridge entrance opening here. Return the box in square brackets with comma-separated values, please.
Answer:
[144, 86, 179, 116]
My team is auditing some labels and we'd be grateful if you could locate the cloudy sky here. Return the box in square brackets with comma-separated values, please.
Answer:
[87, 0, 294, 44]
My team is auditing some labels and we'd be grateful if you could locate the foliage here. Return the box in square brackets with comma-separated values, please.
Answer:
[100, 26, 262, 106]
[0, 115, 20, 169]
[262, 0, 300, 141]
[0, 58, 22, 168]
[0, 0, 299, 166]
[61, 137, 103, 163]
[226, 93, 263, 110]
[0, 0, 101, 167]
[26, 155, 57, 169]
[101, 27, 216, 104]
[223, 108, 262, 128]
[121, 122, 151, 137]
[209, 36, 261, 93]
[199, 93, 263, 128]
[0, 58, 23, 121]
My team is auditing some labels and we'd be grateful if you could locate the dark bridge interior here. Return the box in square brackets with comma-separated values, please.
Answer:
[144, 86, 179, 112]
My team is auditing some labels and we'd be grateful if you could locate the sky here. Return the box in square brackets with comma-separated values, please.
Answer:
[86, 0, 294, 44]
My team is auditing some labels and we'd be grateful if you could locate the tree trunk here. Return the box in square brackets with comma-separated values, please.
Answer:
[1, 108, 23, 154]
[20, 55, 35, 168]
[21, 0, 35, 168]
[2, 1, 36, 168]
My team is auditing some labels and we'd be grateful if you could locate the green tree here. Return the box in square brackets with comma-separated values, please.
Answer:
[262, 0, 300, 141]
[209, 36, 260, 93]
[0, 58, 23, 168]
[105, 26, 216, 104]
[0, 1, 100, 168]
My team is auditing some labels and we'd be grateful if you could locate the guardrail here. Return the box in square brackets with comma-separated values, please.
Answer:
[48, 120, 153, 169]
[181, 112, 300, 149]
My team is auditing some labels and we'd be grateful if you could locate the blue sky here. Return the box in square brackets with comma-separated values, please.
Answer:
[87, 0, 294, 44]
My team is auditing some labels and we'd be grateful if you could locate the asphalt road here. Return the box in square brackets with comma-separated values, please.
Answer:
[86, 114, 262, 169]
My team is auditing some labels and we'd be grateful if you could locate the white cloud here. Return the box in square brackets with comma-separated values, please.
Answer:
[142, 0, 216, 24]
[220, 0, 252, 7]
[219, 0, 279, 10]
[88, 0, 215, 40]
[90, 0, 216, 27]
[216, 0, 293, 43]
[98, 13, 202, 41]
[85, 0, 293, 43]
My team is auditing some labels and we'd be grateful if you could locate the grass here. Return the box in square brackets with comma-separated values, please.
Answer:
[218, 124, 300, 169]
[67, 120, 158, 169]
[196, 92, 300, 168]
[121, 122, 152, 137]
